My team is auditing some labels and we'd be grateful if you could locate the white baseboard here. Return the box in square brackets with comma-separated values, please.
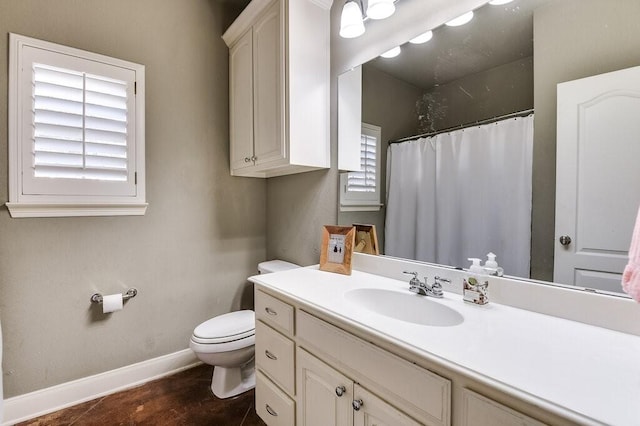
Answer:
[2, 349, 200, 425]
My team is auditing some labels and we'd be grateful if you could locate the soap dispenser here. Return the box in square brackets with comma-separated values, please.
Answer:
[463, 258, 489, 305]
[483, 252, 504, 277]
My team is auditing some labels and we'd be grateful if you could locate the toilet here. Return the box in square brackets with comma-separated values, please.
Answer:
[189, 260, 299, 399]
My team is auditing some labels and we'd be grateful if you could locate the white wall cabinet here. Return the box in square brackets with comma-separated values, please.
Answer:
[223, 0, 332, 178]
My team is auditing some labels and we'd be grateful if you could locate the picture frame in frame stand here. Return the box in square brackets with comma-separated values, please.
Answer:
[353, 223, 379, 255]
[319, 225, 355, 275]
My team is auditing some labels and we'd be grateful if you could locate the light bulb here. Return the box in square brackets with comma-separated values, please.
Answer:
[445, 11, 474, 27]
[409, 30, 433, 44]
[367, 0, 395, 20]
[380, 46, 401, 58]
[340, 1, 365, 38]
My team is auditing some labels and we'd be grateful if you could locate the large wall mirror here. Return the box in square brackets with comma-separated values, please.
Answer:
[337, 0, 640, 297]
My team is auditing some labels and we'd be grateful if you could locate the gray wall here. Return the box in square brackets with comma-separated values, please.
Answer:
[0, 0, 265, 397]
[530, 0, 640, 280]
[420, 57, 533, 133]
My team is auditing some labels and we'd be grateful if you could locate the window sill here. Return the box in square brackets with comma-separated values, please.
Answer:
[340, 203, 383, 212]
[5, 202, 148, 218]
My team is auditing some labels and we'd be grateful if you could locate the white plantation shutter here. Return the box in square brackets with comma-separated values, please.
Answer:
[346, 133, 377, 193]
[340, 123, 381, 210]
[32, 64, 129, 182]
[8, 34, 146, 217]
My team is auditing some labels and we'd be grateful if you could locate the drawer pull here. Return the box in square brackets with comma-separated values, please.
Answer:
[265, 350, 278, 360]
[265, 307, 278, 316]
[352, 399, 363, 411]
[335, 385, 346, 397]
[265, 404, 278, 417]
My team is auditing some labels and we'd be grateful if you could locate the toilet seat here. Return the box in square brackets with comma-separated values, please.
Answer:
[190, 310, 255, 353]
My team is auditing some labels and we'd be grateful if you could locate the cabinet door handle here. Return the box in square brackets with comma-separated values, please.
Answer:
[244, 157, 251, 163]
[265, 350, 278, 360]
[265, 404, 278, 417]
[251, 155, 257, 162]
[265, 307, 278, 316]
[352, 399, 363, 411]
[335, 385, 346, 397]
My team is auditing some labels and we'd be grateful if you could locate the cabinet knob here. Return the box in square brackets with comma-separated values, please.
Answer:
[244, 157, 251, 163]
[335, 385, 346, 397]
[265, 404, 278, 417]
[352, 399, 363, 411]
[251, 155, 257, 162]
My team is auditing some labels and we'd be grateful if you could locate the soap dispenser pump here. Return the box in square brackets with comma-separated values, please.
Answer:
[483, 252, 504, 277]
[464, 258, 489, 305]
[468, 258, 483, 274]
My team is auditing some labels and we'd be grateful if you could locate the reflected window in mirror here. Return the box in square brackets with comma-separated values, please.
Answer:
[340, 123, 382, 212]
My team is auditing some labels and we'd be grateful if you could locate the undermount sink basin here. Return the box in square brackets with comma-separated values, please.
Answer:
[345, 288, 464, 327]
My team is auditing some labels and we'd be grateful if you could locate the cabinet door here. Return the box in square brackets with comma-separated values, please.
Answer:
[252, 0, 286, 167]
[353, 385, 423, 426]
[297, 348, 353, 426]
[229, 29, 254, 172]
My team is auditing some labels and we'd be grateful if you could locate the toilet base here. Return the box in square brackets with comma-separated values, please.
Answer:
[211, 359, 256, 399]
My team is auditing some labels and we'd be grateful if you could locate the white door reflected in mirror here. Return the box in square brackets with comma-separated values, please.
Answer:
[554, 65, 640, 292]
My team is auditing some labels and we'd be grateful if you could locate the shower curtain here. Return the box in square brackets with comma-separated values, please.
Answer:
[385, 115, 534, 277]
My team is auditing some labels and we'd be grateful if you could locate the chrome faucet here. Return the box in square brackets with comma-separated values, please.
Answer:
[402, 271, 445, 298]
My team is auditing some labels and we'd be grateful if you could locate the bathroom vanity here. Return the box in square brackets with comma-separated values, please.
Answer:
[250, 257, 640, 426]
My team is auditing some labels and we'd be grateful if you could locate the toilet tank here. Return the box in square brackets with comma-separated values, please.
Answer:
[258, 260, 300, 274]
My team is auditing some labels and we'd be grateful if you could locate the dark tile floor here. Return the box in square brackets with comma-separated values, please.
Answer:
[18, 364, 266, 425]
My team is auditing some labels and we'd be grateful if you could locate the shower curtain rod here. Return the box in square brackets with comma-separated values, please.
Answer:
[388, 108, 534, 144]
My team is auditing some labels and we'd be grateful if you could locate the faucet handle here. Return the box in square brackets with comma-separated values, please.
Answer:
[434, 276, 451, 285]
[403, 271, 422, 288]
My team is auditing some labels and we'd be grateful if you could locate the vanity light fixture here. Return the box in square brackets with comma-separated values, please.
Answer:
[367, 0, 396, 20]
[445, 11, 474, 27]
[339, 0, 365, 38]
[488, 0, 514, 4]
[339, 0, 398, 38]
[409, 30, 433, 44]
[380, 46, 401, 58]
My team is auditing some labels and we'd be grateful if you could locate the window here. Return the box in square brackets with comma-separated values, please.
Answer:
[340, 123, 382, 211]
[7, 34, 146, 217]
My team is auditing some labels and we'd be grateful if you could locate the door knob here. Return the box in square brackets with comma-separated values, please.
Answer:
[335, 385, 346, 397]
[244, 157, 251, 163]
[352, 399, 363, 411]
[559, 235, 572, 246]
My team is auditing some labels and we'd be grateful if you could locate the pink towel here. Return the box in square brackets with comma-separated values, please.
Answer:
[622, 206, 640, 302]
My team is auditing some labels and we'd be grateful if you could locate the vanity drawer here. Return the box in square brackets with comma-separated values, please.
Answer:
[255, 320, 295, 396]
[296, 310, 451, 426]
[461, 389, 546, 426]
[256, 370, 296, 426]
[256, 289, 295, 336]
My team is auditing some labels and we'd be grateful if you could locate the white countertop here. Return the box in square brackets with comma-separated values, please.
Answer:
[250, 266, 640, 426]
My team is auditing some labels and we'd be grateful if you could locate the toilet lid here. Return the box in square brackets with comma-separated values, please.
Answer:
[193, 310, 255, 342]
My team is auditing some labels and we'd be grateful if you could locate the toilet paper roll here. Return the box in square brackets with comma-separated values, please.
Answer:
[102, 293, 123, 314]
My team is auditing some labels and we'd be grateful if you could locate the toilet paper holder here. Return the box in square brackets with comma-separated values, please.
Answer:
[90, 288, 138, 304]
